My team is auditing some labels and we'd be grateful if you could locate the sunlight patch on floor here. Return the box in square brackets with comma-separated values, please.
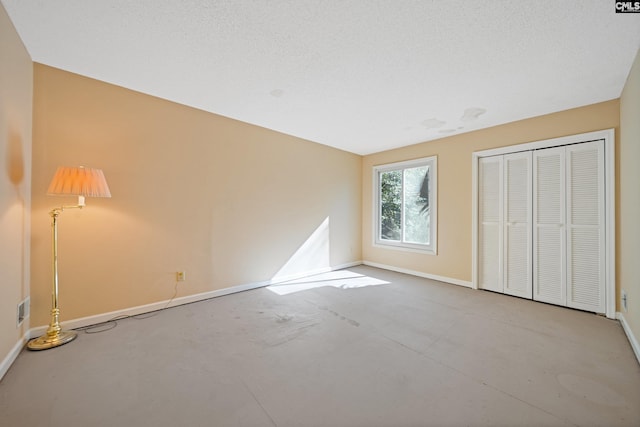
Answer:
[267, 270, 390, 296]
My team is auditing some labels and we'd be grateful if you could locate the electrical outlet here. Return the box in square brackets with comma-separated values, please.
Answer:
[176, 271, 186, 282]
[622, 290, 628, 312]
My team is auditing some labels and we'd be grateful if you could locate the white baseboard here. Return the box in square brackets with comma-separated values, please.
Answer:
[29, 261, 364, 337]
[0, 335, 28, 381]
[28, 282, 268, 337]
[617, 312, 640, 366]
[362, 261, 472, 288]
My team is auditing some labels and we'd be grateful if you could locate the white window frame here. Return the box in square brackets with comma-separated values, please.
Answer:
[373, 156, 437, 255]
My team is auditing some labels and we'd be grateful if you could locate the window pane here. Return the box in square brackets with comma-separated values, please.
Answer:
[374, 156, 436, 253]
[403, 166, 430, 244]
[380, 170, 402, 241]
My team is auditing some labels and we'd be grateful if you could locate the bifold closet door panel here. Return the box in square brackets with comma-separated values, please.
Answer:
[533, 147, 566, 306]
[478, 156, 503, 293]
[566, 141, 605, 313]
[477, 137, 607, 314]
[503, 152, 532, 299]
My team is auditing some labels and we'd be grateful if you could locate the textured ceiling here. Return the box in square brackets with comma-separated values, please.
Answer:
[3, 1, 640, 155]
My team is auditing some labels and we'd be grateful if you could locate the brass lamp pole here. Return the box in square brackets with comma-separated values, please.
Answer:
[27, 167, 111, 351]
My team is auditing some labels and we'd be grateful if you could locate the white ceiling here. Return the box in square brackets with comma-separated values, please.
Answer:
[3, 1, 639, 155]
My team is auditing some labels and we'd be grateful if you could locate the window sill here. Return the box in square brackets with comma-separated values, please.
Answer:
[373, 242, 437, 255]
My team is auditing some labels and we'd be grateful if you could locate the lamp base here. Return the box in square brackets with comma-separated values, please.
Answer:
[27, 330, 77, 351]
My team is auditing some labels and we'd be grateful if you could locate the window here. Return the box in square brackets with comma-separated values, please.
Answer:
[373, 156, 437, 254]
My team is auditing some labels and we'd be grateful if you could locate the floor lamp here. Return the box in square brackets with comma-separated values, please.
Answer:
[27, 166, 111, 351]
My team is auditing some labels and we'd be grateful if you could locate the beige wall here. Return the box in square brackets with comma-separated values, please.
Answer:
[363, 100, 619, 286]
[0, 4, 32, 364]
[620, 47, 640, 345]
[31, 64, 362, 326]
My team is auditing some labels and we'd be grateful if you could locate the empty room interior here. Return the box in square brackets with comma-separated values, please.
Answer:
[1, 1, 640, 426]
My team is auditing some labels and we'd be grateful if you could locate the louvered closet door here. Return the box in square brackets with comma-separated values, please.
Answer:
[478, 156, 503, 292]
[533, 147, 566, 306]
[566, 141, 605, 313]
[503, 152, 532, 298]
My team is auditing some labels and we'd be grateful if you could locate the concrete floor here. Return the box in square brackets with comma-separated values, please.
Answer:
[1, 265, 639, 426]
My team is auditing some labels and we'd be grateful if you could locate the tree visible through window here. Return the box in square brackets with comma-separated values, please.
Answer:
[375, 156, 437, 253]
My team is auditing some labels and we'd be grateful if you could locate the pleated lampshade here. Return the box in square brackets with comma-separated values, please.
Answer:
[47, 166, 111, 198]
